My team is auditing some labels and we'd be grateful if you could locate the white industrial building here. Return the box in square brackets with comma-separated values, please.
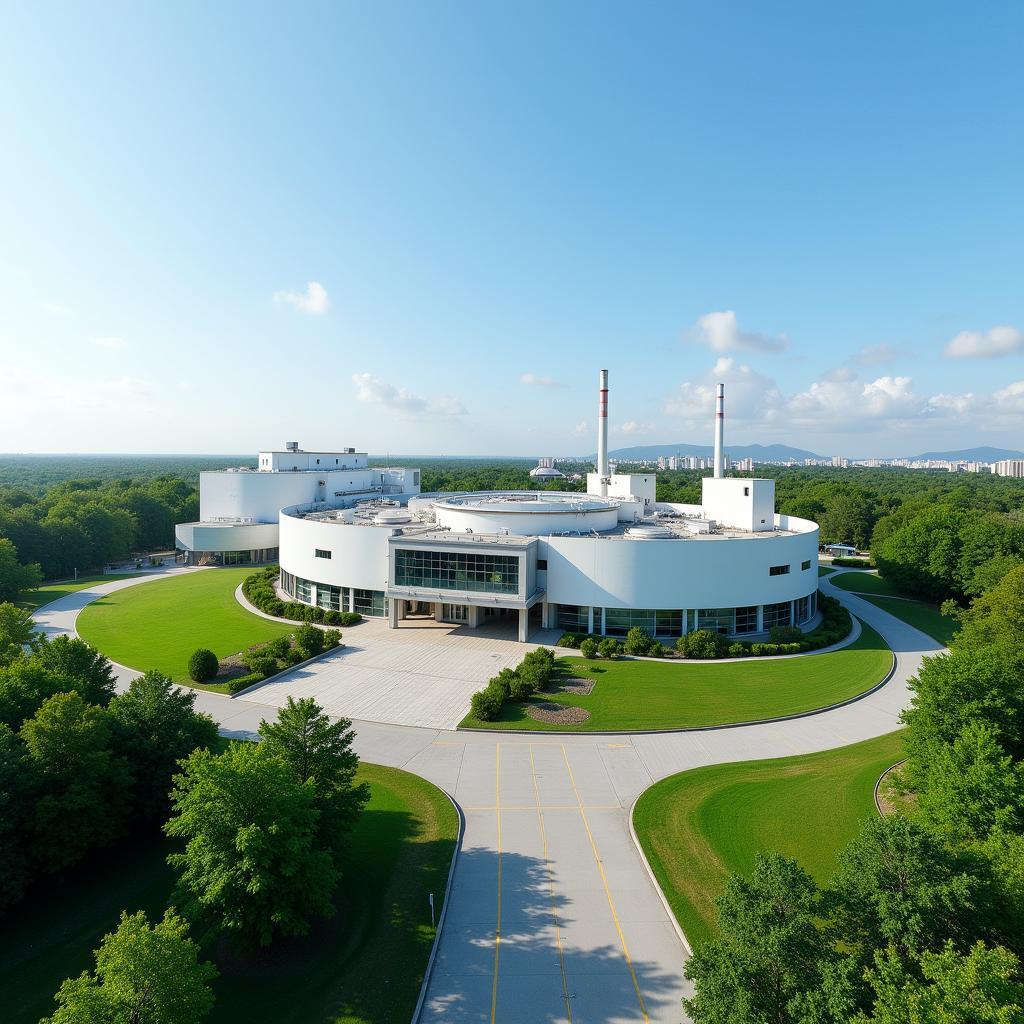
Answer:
[177, 371, 821, 643]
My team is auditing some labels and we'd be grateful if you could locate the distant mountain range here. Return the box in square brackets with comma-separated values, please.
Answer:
[905, 446, 1024, 462]
[589, 442, 825, 462]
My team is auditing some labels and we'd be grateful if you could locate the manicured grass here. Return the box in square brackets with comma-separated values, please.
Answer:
[817, 565, 836, 576]
[20, 572, 154, 612]
[860, 594, 957, 646]
[459, 621, 892, 731]
[829, 570, 902, 597]
[633, 730, 905, 945]
[77, 569, 293, 690]
[0, 763, 458, 1024]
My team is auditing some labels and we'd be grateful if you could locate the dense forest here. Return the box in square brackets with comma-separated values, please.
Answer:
[1, 457, 1023, 606]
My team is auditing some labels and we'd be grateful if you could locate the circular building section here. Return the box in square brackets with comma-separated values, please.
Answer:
[429, 491, 622, 536]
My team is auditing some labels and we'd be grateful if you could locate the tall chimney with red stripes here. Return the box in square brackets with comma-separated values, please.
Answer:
[713, 382, 725, 478]
[597, 369, 609, 497]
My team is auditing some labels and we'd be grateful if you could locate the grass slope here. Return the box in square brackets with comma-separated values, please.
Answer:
[829, 571, 902, 596]
[0, 763, 457, 1024]
[460, 621, 892, 731]
[77, 569, 292, 689]
[633, 731, 905, 945]
[817, 565, 836, 576]
[21, 572, 153, 612]
[860, 594, 957, 646]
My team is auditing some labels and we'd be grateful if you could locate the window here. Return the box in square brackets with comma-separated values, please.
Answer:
[801, 559, 811, 571]
[317, 584, 341, 611]
[537, 559, 548, 571]
[795, 595, 811, 623]
[281, 569, 295, 596]
[604, 608, 656, 637]
[763, 600, 792, 628]
[698, 608, 734, 634]
[734, 606, 758, 634]
[743, 486, 750, 496]
[394, 548, 519, 595]
[557, 604, 588, 631]
[769, 564, 790, 576]
[315, 548, 332, 559]
[353, 589, 386, 616]
[296, 578, 313, 603]
[655, 609, 683, 637]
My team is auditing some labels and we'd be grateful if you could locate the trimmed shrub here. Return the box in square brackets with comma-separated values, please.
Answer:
[830, 556, 873, 568]
[470, 681, 506, 721]
[187, 648, 218, 683]
[247, 654, 278, 679]
[598, 638, 622, 659]
[508, 674, 536, 701]
[338, 611, 362, 626]
[558, 632, 582, 648]
[580, 637, 599, 659]
[265, 636, 291, 660]
[227, 672, 264, 695]
[323, 628, 342, 650]
[624, 626, 654, 655]
[284, 647, 305, 666]
[728, 642, 749, 657]
[490, 668, 519, 699]
[519, 648, 555, 690]
[685, 629, 728, 659]
[294, 623, 325, 659]
[769, 625, 802, 643]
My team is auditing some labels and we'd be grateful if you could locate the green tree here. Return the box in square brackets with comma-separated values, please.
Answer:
[258, 698, 368, 857]
[683, 853, 834, 1024]
[165, 742, 338, 946]
[34, 635, 116, 707]
[108, 670, 219, 820]
[0, 537, 42, 603]
[981, 830, 1024, 956]
[855, 940, 1024, 1024]
[20, 692, 131, 873]
[830, 814, 985, 962]
[0, 723, 33, 910]
[0, 601, 40, 666]
[918, 722, 1023, 843]
[0, 659, 80, 729]
[874, 504, 969, 600]
[42, 908, 217, 1024]
[956, 564, 1024, 653]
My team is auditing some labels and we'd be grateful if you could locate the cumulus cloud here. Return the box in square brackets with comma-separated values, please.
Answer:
[520, 372, 561, 387]
[351, 373, 465, 418]
[92, 335, 128, 350]
[274, 281, 330, 315]
[615, 421, 657, 436]
[662, 358, 784, 426]
[788, 375, 921, 424]
[945, 325, 1024, 359]
[685, 310, 789, 353]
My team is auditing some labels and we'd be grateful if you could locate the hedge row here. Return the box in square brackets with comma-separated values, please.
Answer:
[242, 565, 363, 626]
[557, 591, 852, 660]
[830, 556, 875, 568]
[469, 648, 557, 721]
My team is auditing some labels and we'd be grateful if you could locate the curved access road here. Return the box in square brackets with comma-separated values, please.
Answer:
[32, 571, 942, 1024]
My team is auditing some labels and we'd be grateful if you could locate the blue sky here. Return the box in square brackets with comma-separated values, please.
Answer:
[1, 1, 1021, 457]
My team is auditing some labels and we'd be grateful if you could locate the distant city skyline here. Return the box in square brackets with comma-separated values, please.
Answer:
[1, 2, 1022, 457]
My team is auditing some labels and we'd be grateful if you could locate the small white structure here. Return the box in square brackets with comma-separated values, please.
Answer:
[529, 458, 565, 481]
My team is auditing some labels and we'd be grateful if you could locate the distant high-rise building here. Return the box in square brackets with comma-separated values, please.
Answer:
[993, 460, 1024, 478]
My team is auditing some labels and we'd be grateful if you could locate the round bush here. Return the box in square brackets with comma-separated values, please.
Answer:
[624, 626, 654, 655]
[684, 629, 728, 659]
[248, 654, 278, 679]
[598, 637, 622, 659]
[728, 642, 748, 658]
[470, 682, 506, 721]
[187, 648, 218, 683]
[580, 637, 599, 659]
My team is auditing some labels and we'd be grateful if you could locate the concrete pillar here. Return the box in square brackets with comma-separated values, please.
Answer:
[756, 605, 764, 633]
[347, 589, 355, 613]
[790, 599, 795, 626]
[587, 606, 594, 635]
[682, 609, 690, 635]
[433, 603, 444, 623]
[388, 599, 398, 629]
[468, 605, 482, 629]
[542, 601, 551, 629]
[518, 608, 529, 643]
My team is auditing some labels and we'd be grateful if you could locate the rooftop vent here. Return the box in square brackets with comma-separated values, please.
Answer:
[285, 441, 299, 452]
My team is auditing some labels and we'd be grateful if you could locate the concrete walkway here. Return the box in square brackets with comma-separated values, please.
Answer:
[30, 573, 942, 1024]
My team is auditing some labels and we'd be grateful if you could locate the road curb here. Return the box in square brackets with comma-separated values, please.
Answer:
[410, 790, 465, 1024]
[874, 758, 907, 816]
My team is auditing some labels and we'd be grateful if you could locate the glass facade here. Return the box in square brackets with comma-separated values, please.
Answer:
[296, 578, 312, 603]
[394, 548, 519, 595]
[698, 608, 734, 633]
[763, 600, 792, 628]
[655, 610, 683, 636]
[604, 608, 656, 637]
[795, 594, 811, 623]
[557, 604, 588, 631]
[353, 588, 386, 616]
[317, 584, 347, 612]
[734, 606, 758, 634]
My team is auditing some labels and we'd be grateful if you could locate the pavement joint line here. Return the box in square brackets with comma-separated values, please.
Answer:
[530, 744, 573, 1022]
[561, 743, 650, 1023]
[490, 742, 502, 1024]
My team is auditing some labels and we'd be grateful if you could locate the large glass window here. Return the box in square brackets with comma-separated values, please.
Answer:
[734, 606, 758, 634]
[655, 610, 683, 637]
[222, 550, 252, 566]
[394, 548, 519, 595]
[604, 608, 656, 637]
[795, 594, 811, 623]
[317, 584, 342, 611]
[353, 588, 386, 616]
[698, 608, 734, 634]
[281, 569, 295, 597]
[557, 604, 588, 631]
[769, 564, 790, 576]
[763, 600, 792, 628]
[296, 577, 312, 603]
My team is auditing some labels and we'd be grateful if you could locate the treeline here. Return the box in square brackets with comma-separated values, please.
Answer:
[0, 454, 253, 492]
[684, 565, 1024, 1023]
[0, 476, 197, 580]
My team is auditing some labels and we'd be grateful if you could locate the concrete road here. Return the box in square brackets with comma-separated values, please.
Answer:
[31, 573, 942, 1024]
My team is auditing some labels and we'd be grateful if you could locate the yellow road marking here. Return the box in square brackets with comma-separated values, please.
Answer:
[490, 743, 502, 1024]
[561, 744, 650, 1022]
[530, 745, 573, 1022]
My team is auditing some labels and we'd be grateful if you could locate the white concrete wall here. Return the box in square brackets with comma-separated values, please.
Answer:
[700, 477, 776, 532]
[433, 503, 619, 537]
[199, 472, 321, 523]
[175, 520, 279, 553]
[278, 513, 392, 591]
[542, 520, 819, 609]
[260, 451, 368, 471]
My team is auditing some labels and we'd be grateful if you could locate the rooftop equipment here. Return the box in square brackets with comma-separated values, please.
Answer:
[285, 441, 299, 452]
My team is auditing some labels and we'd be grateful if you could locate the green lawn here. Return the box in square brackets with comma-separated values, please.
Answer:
[817, 565, 835, 576]
[76, 569, 293, 690]
[829, 570, 902, 596]
[633, 731, 905, 945]
[0, 763, 457, 1024]
[860, 594, 957, 646]
[460, 621, 892, 731]
[20, 572, 154, 612]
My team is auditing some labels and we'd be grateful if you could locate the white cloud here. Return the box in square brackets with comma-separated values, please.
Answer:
[92, 335, 128, 350]
[662, 358, 784, 426]
[615, 421, 657, 436]
[685, 310, 789, 353]
[273, 281, 330, 315]
[520, 372, 561, 387]
[351, 373, 465, 418]
[945, 324, 1024, 359]
[573, 420, 589, 436]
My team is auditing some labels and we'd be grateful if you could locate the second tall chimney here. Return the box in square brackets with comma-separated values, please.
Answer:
[713, 382, 725, 478]
[597, 369, 609, 496]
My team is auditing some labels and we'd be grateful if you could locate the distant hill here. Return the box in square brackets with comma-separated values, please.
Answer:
[588, 442, 825, 463]
[907, 446, 1024, 462]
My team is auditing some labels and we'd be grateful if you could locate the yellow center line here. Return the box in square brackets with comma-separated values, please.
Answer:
[530, 744, 573, 1023]
[490, 742, 502, 1024]
[560, 744, 650, 1023]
